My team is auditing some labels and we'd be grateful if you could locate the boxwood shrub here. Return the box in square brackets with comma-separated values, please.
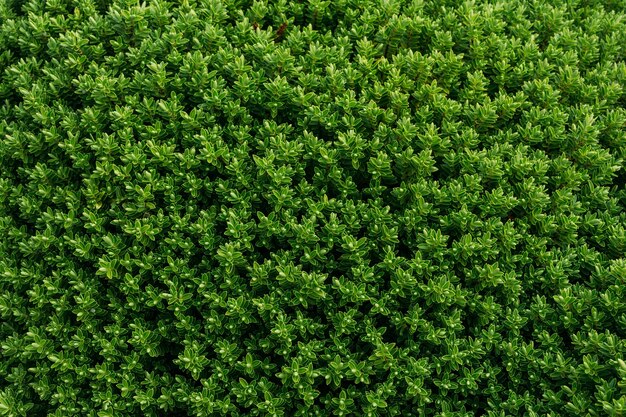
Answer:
[1, 0, 626, 416]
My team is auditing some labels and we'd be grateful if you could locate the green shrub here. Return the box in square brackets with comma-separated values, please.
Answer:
[1, 0, 626, 416]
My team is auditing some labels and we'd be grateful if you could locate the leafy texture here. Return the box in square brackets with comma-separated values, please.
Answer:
[1, 0, 626, 416]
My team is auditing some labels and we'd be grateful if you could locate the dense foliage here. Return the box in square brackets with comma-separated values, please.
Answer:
[1, 0, 626, 416]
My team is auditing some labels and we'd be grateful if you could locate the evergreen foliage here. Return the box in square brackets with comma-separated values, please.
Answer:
[1, 0, 626, 416]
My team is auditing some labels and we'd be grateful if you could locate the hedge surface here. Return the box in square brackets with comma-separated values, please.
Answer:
[1, 0, 626, 416]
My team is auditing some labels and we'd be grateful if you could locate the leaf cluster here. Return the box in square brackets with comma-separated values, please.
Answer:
[1, 0, 626, 416]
